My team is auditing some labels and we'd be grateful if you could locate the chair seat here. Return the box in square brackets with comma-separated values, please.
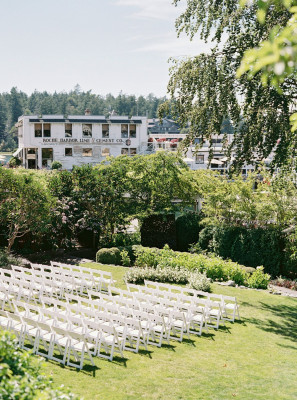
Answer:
[192, 314, 203, 322]
[172, 320, 184, 328]
[152, 324, 163, 332]
[225, 303, 236, 310]
[72, 341, 94, 352]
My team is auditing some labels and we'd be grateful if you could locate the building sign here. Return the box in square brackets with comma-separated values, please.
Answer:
[125, 139, 131, 146]
[42, 138, 126, 145]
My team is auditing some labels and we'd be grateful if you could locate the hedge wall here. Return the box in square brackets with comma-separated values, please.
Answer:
[140, 214, 177, 249]
[198, 226, 287, 277]
[175, 212, 203, 252]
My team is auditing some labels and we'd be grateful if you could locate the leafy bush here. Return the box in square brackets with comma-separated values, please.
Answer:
[99, 232, 141, 248]
[0, 331, 79, 400]
[8, 156, 21, 168]
[133, 245, 248, 285]
[124, 265, 211, 291]
[96, 247, 121, 265]
[51, 160, 62, 170]
[188, 271, 211, 292]
[247, 267, 271, 289]
[175, 212, 203, 251]
[120, 249, 131, 267]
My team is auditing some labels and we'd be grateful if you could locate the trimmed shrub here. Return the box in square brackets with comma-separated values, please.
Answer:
[133, 245, 248, 285]
[124, 265, 211, 291]
[188, 272, 211, 292]
[96, 247, 121, 265]
[141, 214, 177, 249]
[247, 267, 271, 289]
[176, 212, 203, 252]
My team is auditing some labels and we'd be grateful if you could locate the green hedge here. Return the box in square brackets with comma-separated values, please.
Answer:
[198, 226, 286, 277]
[175, 212, 203, 251]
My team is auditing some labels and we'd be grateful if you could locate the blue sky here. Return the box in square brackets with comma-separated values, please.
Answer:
[0, 0, 208, 97]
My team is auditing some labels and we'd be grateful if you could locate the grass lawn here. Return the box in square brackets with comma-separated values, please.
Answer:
[42, 263, 297, 400]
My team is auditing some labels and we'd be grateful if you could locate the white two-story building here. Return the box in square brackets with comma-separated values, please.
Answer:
[14, 110, 148, 169]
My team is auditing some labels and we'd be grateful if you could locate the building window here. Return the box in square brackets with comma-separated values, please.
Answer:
[42, 148, 53, 167]
[102, 124, 109, 138]
[194, 138, 201, 144]
[121, 148, 137, 155]
[195, 154, 204, 164]
[130, 124, 136, 138]
[43, 123, 51, 137]
[82, 124, 92, 138]
[82, 148, 92, 157]
[35, 123, 42, 137]
[65, 148, 73, 156]
[121, 124, 128, 138]
[211, 138, 222, 145]
[102, 148, 110, 157]
[65, 123, 72, 137]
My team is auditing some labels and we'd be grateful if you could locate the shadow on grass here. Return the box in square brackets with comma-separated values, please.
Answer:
[47, 358, 100, 376]
[245, 301, 297, 344]
[161, 343, 176, 351]
[138, 348, 153, 358]
[181, 337, 196, 346]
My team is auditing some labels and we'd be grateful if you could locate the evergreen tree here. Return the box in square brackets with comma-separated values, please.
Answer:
[9, 87, 23, 128]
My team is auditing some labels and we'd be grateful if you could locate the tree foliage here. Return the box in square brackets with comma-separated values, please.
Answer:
[159, 0, 295, 170]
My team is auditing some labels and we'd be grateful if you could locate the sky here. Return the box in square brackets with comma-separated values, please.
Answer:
[0, 0, 209, 97]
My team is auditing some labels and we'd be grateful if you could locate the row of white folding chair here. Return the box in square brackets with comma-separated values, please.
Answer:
[2, 304, 95, 370]
[44, 294, 147, 354]
[110, 286, 219, 332]
[12, 265, 99, 299]
[32, 263, 101, 293]
[0, 273, 39, 302]
[0, 283, 13, 310]
[134, 289, 223, 330]
[29, 264, 94, 295]
[50, 262, 114, 292]
[144, 280, 239, 322]
[11, 265, 71, 294]
[88, 290, 197, 341]
[70, 288, 207, 341]
[67, 290, 181, 343]
[65, 294, 168, 350]
[65, 293, 152, 352]
[11, 298, 123, 363]
[9, 267, 64, 298]
[28, 297, 130, 359]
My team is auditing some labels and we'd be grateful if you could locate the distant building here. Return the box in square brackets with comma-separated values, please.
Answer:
[148, 118, 181, 135]
[14, 110, 148, 169]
